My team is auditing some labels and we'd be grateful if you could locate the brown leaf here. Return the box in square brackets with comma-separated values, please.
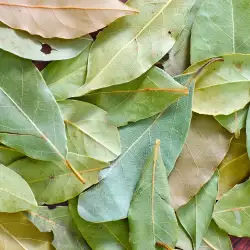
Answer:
[0, 0, 137, 39]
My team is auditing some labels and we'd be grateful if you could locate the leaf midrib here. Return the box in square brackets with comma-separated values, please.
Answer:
[196, 80, 250, 90]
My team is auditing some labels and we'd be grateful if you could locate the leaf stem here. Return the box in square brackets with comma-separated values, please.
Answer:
[65, 160, 86, 184]
[156, 241, 173, 250]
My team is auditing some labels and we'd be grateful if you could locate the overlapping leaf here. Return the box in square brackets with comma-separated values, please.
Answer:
[213, 179, 250, 237]
[9, 152, 108, 204]
[0, 0, 136, 39]
[169, 114, 231, 209]
[177, 173, 218, 250]
[59, 100, 121, 162]
[0, 145, 23, 165]
[69, 199, 131, 250]
[78, 75, 193, 223]
[186, 55, 250, 115]
[128, 141, 178, 249]
[79, 0, 200, 95]
[83, 67, 188, 127]
[26, 206, 90, 250]
[0, 212, 54, 250]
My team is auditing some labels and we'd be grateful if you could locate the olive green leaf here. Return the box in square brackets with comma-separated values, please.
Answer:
[78, 0, 201, 95]
[0, 145, 23, 165]
[0, 164, 37, 212]
[83, 67, 188, 127]
[246, 106, 250, 161]
[185, 55, 250, 115]
[42, 42, 92, 101]
[128, 140, 178, 249]
[69, 198, 131, 250]
[59, 100, 121, 162]
[9, 152, 108, 204]
[78, 75, 193, 222]
[177, 173, 218, 250]
[169, 114, 231, 209]
[218, 132, 250, 199]
[26, 206, 90, 250]
[163, 0, 204, 76]
[191, 0, 250, 63]
[215, 106, 248, 138]
[0, 212, 54, 250]
[213, 179, 250, 237]
[0, 22, 93, 61]
[202, 220, 232, 250]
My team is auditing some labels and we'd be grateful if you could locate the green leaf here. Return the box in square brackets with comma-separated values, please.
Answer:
[169, 114, 231, 209]
[0, 164, 37, 212]
[59, 100, 121, 162]
[213, 179, 250, 237]
[202, 220, 232, 250]
[175, 224, 193, 250]
[69, 198, 131, 250]
[177, 173, 218, 250]
[191, 0, 250, 63]
[0, 212, 54, 250]
[0, 22, 93, 61]
[215, 106, 248, 137]
[128, 140, 178, 249]
[42, 43, 92, 101]
[163, 0, 204, 76]
[78, 75, 193, 223]
[186, 55, 250, 115]
[26, 206, 90, 250]
[0, 50, 66, 162]
[78, 0, 201, 95]
[83, 67, 188, 127]
[0, 145, 23, 165]
[218, 132, 250, 199]
[9, 152, 108, 204]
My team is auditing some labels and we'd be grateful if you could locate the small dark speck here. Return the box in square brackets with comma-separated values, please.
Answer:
[168, 31, 172, 35]
[40, 43, 53, 55]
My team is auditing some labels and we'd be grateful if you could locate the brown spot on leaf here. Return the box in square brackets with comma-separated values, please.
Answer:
[235, 62, 242, 71]
[40, 43, 53, 54]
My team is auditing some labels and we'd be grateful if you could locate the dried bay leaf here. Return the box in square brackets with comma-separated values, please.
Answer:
[169, 114, 231, 210]
[69, 199, 131, 250]
[43, 42, 92, 100]
[9, 153, 108, 204]
[80, 0, 200, 95]
[191, 0, 250, 63]
[175, 224, 193, 250]
[59, 100, 121, 162]
[0, 165, 37, 212]
[213, 179, 250, 237]
[26, 206, 90, 250]
[83, 67, 188, 127]
[78, 75, 193, 223]
[218, 132, 250, 199]
[0, 0, 136, 39]
[0, 145, 23, 165]
[177, 173, 218, 250]
[128, 140, 178, 249]
[185, 55, 250, 115]
[0, 22, 93, 61]
[0, 212, 54, 250]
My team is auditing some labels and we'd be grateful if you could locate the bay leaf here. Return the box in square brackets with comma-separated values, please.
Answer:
[0, 22, 93, 61]
[202, 220, 232, 250]
[191, 0, 250, 63]
[175, 224, 193, 250]
[218, 132, 250, 199]
[83, 67, 188, 127]
[128, 140, 178, 249]
[177, 173, 218, 250]
[59, 100, 121, 162]
[213, 179, 250, 237]
[79, 0, 200, 95]
[26, 206, 90, 250]
[163, 0, 204, 76]
[0, 0, 136, 39]
[0, 212, 54, 250]
[9, 152, 108, 204]
[69, 198, 131, 250]
[43, 42, 92, 100]
[169, 114, 231, 210]
[0, 145, 23, 165]
[185, 55, 250, 115]
[215, 106, 248, 137]
[0, 164, 37, 212]
[78, 75, 193, 223]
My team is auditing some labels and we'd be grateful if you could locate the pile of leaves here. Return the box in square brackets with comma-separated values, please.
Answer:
[0, 0, 249, 249]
